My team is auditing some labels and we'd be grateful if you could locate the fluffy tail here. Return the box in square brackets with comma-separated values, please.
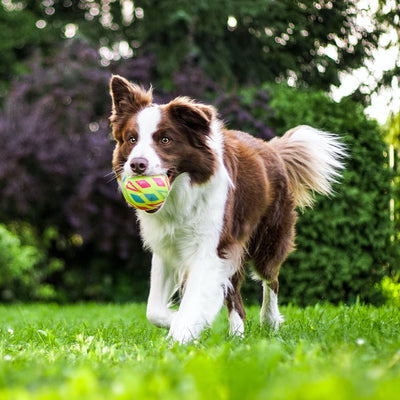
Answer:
[269, 125, 347, 208]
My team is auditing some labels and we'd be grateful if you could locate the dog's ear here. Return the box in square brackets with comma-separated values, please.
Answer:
[109, 75, 152, 122]
[167, 97, 216, 135]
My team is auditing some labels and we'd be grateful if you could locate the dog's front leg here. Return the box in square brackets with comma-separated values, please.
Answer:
[167, 256, 226, 344]
[146, 254, 176, 328]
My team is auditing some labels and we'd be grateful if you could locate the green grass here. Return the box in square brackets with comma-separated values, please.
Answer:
[1, 303, 399, 399]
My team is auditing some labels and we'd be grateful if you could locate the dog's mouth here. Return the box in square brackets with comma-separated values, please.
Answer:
[144, 169, 177, 214]
[166, 169, 177, 185]
[145, 208, 160, 214]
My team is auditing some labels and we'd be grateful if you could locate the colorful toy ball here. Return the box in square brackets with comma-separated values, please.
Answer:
[120, 174, 171, 212]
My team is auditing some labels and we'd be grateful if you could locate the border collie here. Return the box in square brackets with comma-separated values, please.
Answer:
[109, 75, 346, 344]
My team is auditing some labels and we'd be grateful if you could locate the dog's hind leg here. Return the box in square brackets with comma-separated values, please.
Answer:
[251, 206, 297, 330]
[260, 281, 284, 330]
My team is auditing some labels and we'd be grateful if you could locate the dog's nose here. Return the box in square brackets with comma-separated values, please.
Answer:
[130, 157, 149, 174]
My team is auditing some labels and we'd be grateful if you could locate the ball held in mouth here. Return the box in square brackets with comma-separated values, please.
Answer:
[120, 174, 171, 212]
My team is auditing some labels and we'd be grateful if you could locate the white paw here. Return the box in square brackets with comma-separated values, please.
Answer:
[229, 310, 245, 337]
[262, 312, 284, 331]
[167, 316, 202, 344]
[268, 313, 284, 331]
[260, 285, 284, 331]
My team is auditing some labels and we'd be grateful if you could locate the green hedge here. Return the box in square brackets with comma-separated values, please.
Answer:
[257, 85, 397, 305]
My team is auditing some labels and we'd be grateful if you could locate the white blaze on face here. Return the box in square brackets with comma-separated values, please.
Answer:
[124, 106, 164, 177]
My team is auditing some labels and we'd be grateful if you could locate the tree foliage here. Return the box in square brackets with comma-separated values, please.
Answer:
[375, 0, 400, 90]
[0, 4, 40, 97]
[3, 0, 381, 91]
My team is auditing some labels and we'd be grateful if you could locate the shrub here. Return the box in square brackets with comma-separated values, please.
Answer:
[0, 223, 62, 301]
[261, 85, 396, 305]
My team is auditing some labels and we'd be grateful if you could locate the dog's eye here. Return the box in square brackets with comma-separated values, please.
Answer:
[161, 137, 171, 145]
[128, 137, 136, 145]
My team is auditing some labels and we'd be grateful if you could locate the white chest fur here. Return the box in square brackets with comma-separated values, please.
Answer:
[137, 166, 229, 272]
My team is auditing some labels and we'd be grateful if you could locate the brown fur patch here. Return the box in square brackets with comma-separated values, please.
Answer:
[109, 75, 152, 143]
[153, 100, 217, 184]
[111, 114, 142, 179]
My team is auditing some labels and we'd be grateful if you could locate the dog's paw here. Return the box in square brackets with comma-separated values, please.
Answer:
[228, 310, 245, 338]
[271, 314, 284, 331]
[263, 312, 284, 331]
[167, 329, 194, 345]
[167, 316, 202, 344]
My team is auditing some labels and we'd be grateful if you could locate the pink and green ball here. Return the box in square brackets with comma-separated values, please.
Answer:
[121, 174, 171, 211]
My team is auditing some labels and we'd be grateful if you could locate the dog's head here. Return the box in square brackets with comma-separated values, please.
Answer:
[109, 75, 218, 186]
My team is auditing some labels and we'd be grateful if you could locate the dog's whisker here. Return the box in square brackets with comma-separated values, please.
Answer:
[106, 176, 118, 184]
[104, 166, 125, 184]
[104, 172, 116, 180]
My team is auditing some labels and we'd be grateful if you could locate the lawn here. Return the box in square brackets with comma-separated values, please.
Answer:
[1, 303, 399, 399]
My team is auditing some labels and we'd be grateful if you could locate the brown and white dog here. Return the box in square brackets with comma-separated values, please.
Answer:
[109, 75, 346, 343]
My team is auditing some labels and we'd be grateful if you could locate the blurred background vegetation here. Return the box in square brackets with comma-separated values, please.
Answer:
[0, 0, 399, 305]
